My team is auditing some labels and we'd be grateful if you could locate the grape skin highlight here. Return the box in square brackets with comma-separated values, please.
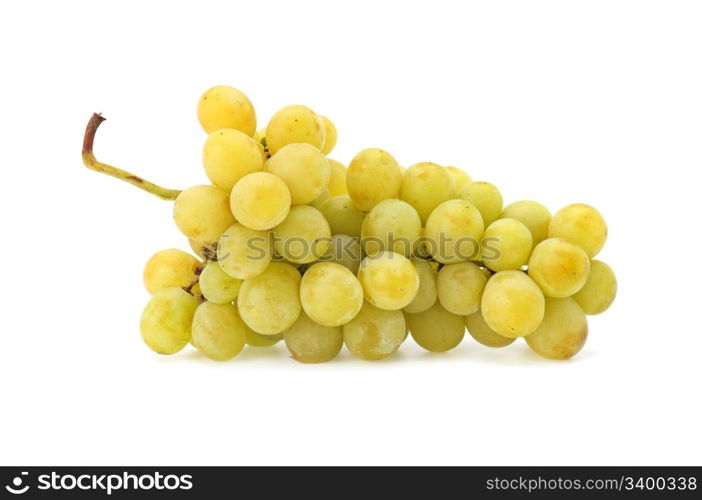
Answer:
[202, 129, 264, 191]
[300, 262, 364, 327]
[266, 104, 325, 155]
[266, 143, 331, 205]
[343, 301, 406, 360]
[399, 162, 456, 225]
[191, 302, 248, 361]
[198, 261, 242, 304]
[527, 238, 590, 298]
[173, 185, 236, 243]
[284, 312, 344, 363]
[525, 297, 588, 360]
[406, 301, 465, 352]
[273, 205, 331, 264]
[230, 172, 291, 230]
[346, 148, 403, 211]
[197, 85, 257, 136]
[358, 251, 420, 310]
[140, 287, 198, 355]
[481, 270, 545, 338]
[143, 249, 201, 295]
[436, 262, 487, 316]
[217, 223, 272, 279]
[549, 203, 608, 258]
[464, 311, 515, 348]
[573, 260, 617, 315]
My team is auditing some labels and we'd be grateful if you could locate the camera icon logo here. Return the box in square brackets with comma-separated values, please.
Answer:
[5, 472, 29, 495]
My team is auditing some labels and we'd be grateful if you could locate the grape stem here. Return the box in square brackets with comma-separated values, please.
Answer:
[82, 113, 182, 201]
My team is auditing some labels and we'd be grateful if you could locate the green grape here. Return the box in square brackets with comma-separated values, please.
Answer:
[140, 287, 198, 355]
[217, 223, 271, 279]
[327, 159, 348, 197]
[173, 185, 236, 243]
[230, 172, 291, 230]
[309, 188, 331, 211]
[191, 302, 247, 361]
[458, 181, 503, 227]
[284, 311, 344, 363]
[361, 199, 422, 258]
[266, 143, 331, 204]
[445, 166, 472, 192]
[188, 239, 216, 261]
[343, 301, 406, 360]
[549, 203, 608, 258]
[202, 129, 264, 191]
[266, 104, 325, 155]
[197, 85, 257, 136]
[346, 148, 402, 211]
[573, 260, 617, 315]
[320, 234, 362, 274]
[246, 330, 283, 347]
[143, 249, 201, 295]
[481, 270, 545, 338]
[464, 311, 515, 348]
[358, 251, 420, 310]
[198, 261, 242, 304]
[423, 199, 484, 264]
[300, 262, 364, 326]
[273, 205, 331, 264]
[238, 262, 302, 335]
[525, 297, 588, 360]
[480, 218, 533, 271]
[320, 195, 365, 237]
[436, 262, 487, 315]
[320, 115, 337, 155]
[403, 258, 438, 314]
[406, 301, 465, 352]
[500, 200, 551, 248]
[399, 162, 456, 224]
[528, 238, 590, 298]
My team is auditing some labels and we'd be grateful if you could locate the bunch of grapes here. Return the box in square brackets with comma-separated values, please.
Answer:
[83, 85, 617, 363]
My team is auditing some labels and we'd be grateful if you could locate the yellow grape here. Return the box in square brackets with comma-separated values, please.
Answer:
[309, 189, 331, 211]
[528, 238, 590, 298]
[436, 262, 487, 315]
[217, 223, 271, 279]
[403, 258, 438, 314]
[300, 262, 364, 326]
[464, 311, 515, 348]
[273, 205, 331, 264]
[406, 301, 465, 352]
[246, 330, 283, 347]
[140, 287, 198, 355]
[197, 85, 256, 136]
[549, 203, 608, 258]
[525, 297, 588, 360]
[423, 199, 484, 264]
[320, 234, 362, 274]
[358, 251, 419, 310]
[237, 262, 302, 335]
[459, 181, 503, 227]
[500, 200, 551, 248]
[481, 270, 545, 338]
[198, 261, 242, 304]
[346, 148, 402, 211]
[445, 166, 472, 192]
[399, 162, 455, 224]
[320, 115, 337, 155]
[143, 249, 201, 295]
[266, 105, 325, 155]
[266, 143, 331, 204]
[343, 301, 406, 360]
[327, 159, 348, 197]
[284, 311, 344, 363]
[480, 218, 533, 271]
[230, 172, 291, 230]
[573, 260, 617, 315]
[202, 129, 264, 191]
[173, 185, 236, 243]
[191, 302, 247, 361]
[361, 199, 422, 258]
[320, 195, 365, 237]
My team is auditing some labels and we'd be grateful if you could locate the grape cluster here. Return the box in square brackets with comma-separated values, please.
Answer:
[85, 85, 617, 363]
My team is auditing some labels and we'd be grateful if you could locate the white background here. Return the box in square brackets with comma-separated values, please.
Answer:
[1, 0, 700, 466]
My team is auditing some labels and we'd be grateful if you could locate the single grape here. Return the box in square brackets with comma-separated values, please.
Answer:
[217, 223, 271, 279]
[284, 311, 344, 363]
[458, 181, 503, 227]
[436, 262, 487, 315]
[346, 148, 402, 211]
[327, 159, 348, 197]
[358, 251, 419, 310]
[173, 185, 236, 243]
[300, 262, 363, 326]
[361, 199, 422, 258]
[573, 260, 617, 315]
[320, 195, 366, 237]
[320, 115, 337, 155]
[399, 162, 456, 224]
[191, 302, 248, 361]
[140, 287, 198, 354]
[266, 104, 325, 155]
[230, 172, 291, 230]
[238, 262, 301, 334]
[273, 205, 331, 264]
[403, 258, 438, 314]
[198, 261, 242, 304]
[481, 270, 545, 338]
[266, 143, 331, 204]
[202, 129, 264, 191]
[343, 301, 406, 360]
[464, 311, 515, 348]
[549, 203, 607, 258]
[197, 85, 256, 136]
[480, 218, 533, 271]
[525, 297, 588, 360]
[445, 166, 472, 192]
[406, 301, 465, 352]
[423, 199, 484, 264]
[143, 249, 201, 295]
[500, 200, 551, 248]
[528, 238, 590, 297]
[246, 330, 283, 347]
